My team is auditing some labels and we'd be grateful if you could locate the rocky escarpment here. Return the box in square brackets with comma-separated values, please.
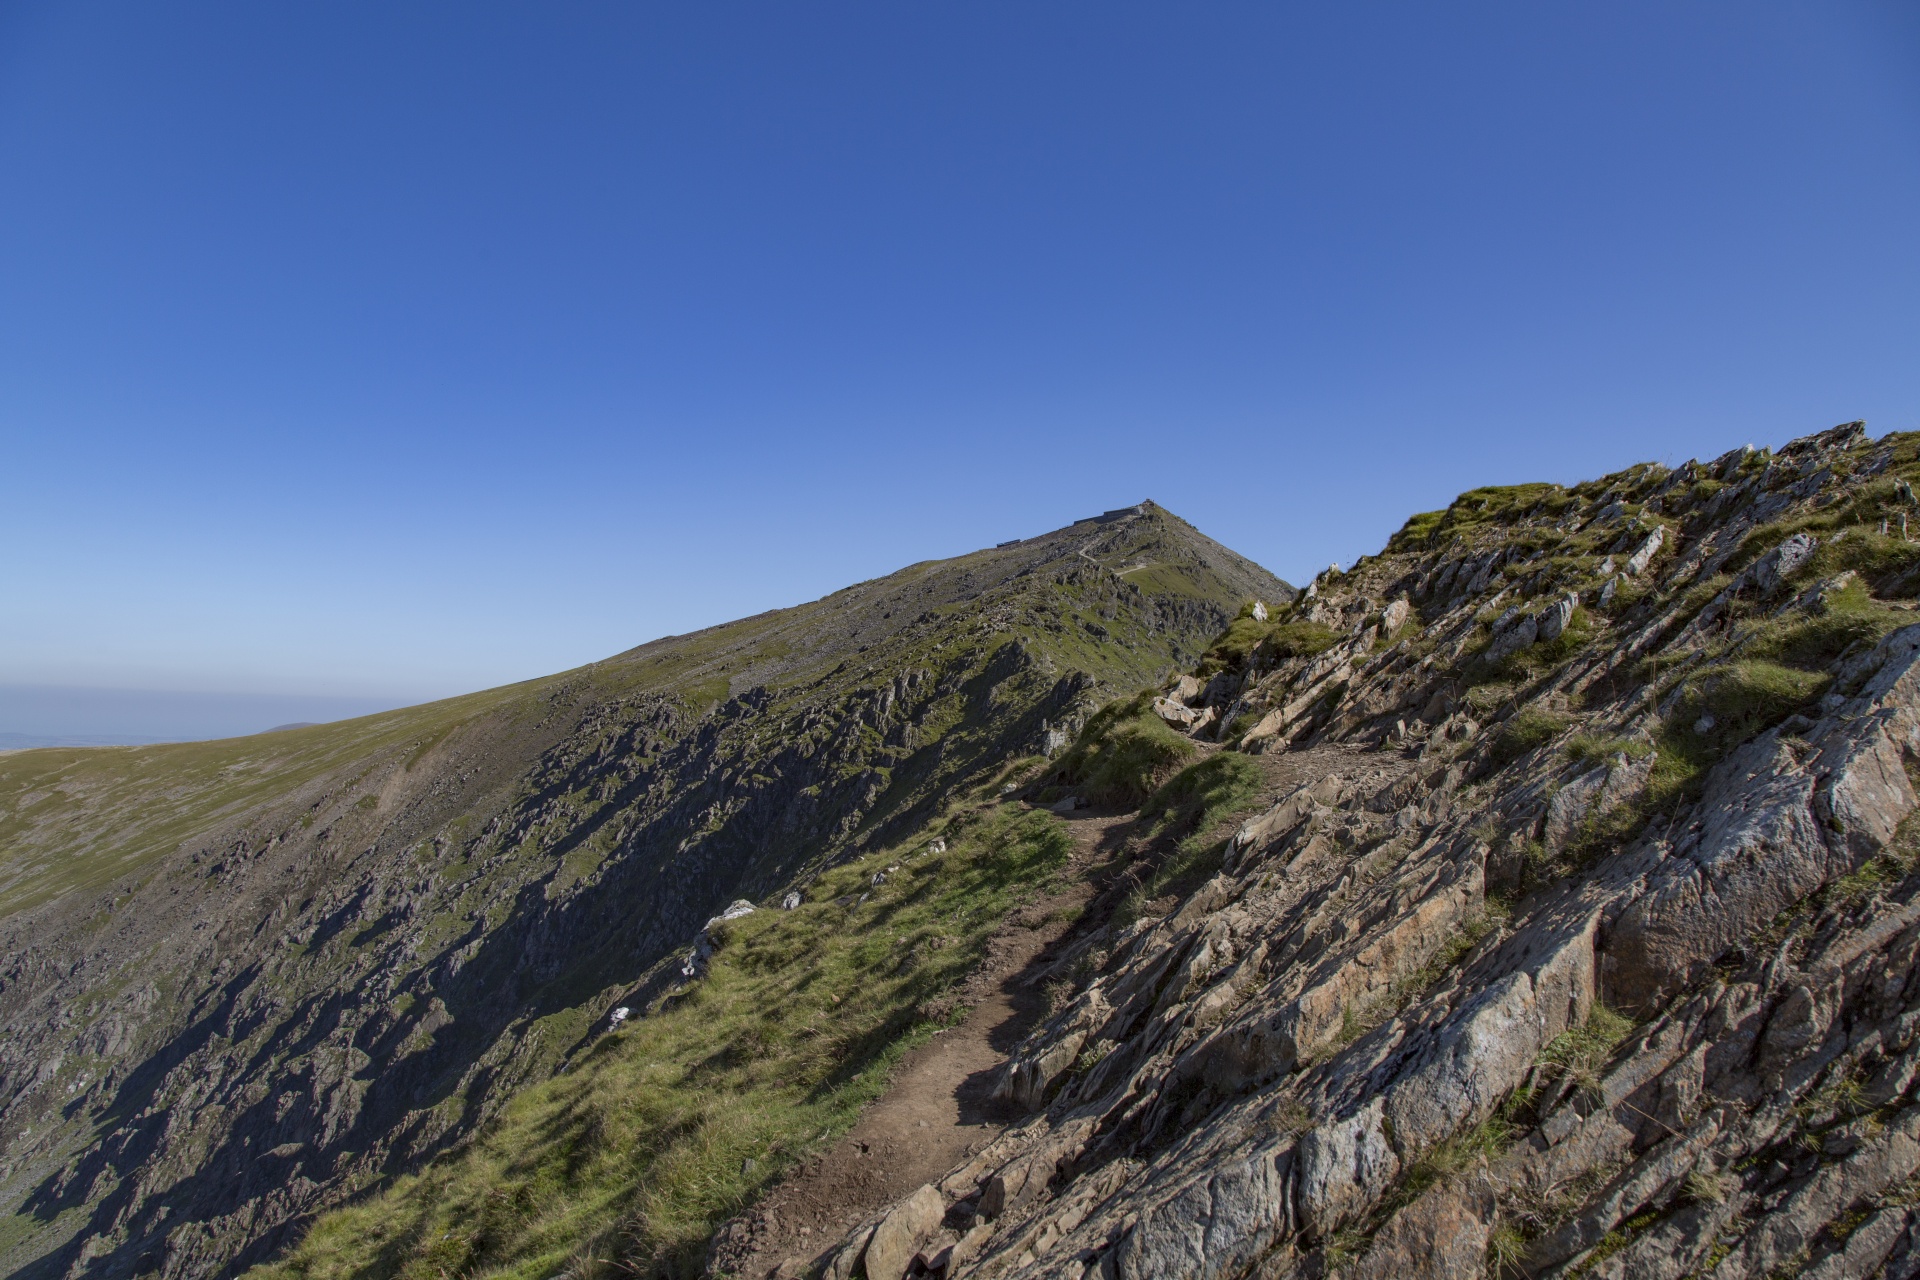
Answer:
[810, 423, 1920, 1279]
[0, 503, 1288, 1280]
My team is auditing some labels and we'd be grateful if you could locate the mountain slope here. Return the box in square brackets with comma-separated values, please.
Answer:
[792, 423, 1920, 1280]
[0, 503, 1287, 1280]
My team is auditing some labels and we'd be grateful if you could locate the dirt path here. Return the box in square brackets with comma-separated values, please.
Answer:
[711, 748, 1399, 1278]
[713, 810, 1131, 1280]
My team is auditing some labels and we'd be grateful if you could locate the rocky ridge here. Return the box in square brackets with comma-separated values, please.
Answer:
[810, 423, 1920, 1280]
[0, 503, 1286, 1280]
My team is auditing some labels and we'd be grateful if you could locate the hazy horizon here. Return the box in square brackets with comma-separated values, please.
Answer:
[0, 683, 423, 748]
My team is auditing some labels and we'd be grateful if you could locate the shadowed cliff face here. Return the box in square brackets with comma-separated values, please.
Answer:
[802, 424, 1920, 1280]
[0, 504, 1288, 1280]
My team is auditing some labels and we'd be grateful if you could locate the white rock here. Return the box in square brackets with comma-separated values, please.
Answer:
[608, 1006, 631, 1030]
[1153, 696, 1202, 728]
[1751, 531, 1818, 593]
[1535, 592, 1578, 642]
[780, 891, 803, 910]
[862, 1184, 945, 1280]
[1484, 613, 1540, 664]
[1624, 525, 1666, 576]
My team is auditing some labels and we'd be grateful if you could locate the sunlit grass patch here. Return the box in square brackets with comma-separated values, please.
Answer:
[256, 807, 1071, 1280]
[1052, 692, 1197, 807]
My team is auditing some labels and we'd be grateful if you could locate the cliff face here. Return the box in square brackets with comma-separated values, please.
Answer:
[0, 503, 1288, 1280]
[817, 423, 1920, 1280]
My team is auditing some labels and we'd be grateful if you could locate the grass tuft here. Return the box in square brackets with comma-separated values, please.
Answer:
[1539, 1004, 1636, 1102]
[1564, 735, 1651, 769]
[1052, 693, 1197, 808]
[1489, 708, 1572, 771]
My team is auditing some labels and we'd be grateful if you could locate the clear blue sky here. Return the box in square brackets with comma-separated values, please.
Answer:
[3, 2, 1917, 722]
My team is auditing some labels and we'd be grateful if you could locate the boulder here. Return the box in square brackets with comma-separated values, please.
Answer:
[1298, 1097, 1400, 1237]
[1343, 1166, 1497, 1280]
[1535, 592, 1578, 642]
[822, 1224, 875, 1280]
[1153, 697, 1202, 728]
[1714, 442, 1756, 477]
[1542, 750, 1652, 852]
[1484, 613, 1539, 664]
[1749, 531, 1817, 593]
[1112, 1142, 1295, 1279]
[1625, 525, 1666, 576]
[861, 1184, 945, 1280]
[707, 900, 756, 928]
[1608, 624, 1920, 1007]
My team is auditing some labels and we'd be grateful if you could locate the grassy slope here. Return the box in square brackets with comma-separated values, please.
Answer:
[257, 799, 1071, 1280]
[0, 688, 521, 917]
[0, 506, 1276, 924]
[252, 649, 1284, 1280]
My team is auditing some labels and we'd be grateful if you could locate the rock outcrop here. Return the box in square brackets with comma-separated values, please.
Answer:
[810, 422, 1920, 1279]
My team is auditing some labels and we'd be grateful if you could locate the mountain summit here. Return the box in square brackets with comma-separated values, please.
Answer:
[0, 504, 1285, 1280]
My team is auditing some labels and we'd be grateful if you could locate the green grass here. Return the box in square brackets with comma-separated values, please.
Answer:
[1539, 1004, 1636, 1101]
[1053, 692, 1198, 807]
[1123, 753, 1268, 908]
[1262, 621, 1340, 662]
[1488, 708, 1572, 770]
[1667, 659, 1830, 762]
[1115, 562, 1215, 600]
[1742, 576, 1912, 670]
[0, 687, 521, 917]
[1563, 735, 1652, 769]
[1195, 616, 1337, 676]
[1138, 753, 1263, 837]
[255, 806, 1071, 1280]
[1384, 483, 1565, 551]
[1502, 607, 1594, 676]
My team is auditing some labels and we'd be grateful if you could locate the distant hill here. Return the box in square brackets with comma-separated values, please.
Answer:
[0, 502, 1287, 1280]
[0, 733, 169, 751]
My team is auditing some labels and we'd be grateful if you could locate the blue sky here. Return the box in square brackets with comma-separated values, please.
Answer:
[3, 2, 1917, 730]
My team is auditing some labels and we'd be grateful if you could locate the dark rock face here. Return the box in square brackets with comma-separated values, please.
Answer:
[0, 505, 1287, 1280]
[820, 424, 1920, 1279]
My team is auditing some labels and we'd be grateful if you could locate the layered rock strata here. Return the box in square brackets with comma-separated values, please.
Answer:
[817, 423, 1920, 1279]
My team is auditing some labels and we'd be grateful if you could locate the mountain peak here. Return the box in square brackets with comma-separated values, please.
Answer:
[0, 511, 1283, 1280]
